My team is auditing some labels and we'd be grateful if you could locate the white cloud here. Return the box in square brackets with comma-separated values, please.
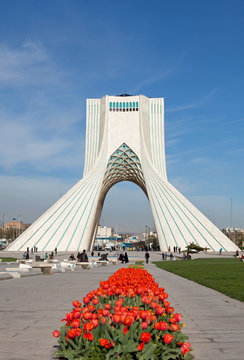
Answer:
[0, 41, 85, 172]
[166, 88, 219, 113]
[190, 157, 208, 164]
[130, 70, 172, 93]
[0, 40, 58, 87]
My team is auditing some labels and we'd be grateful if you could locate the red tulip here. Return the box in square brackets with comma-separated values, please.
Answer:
[74, 328, 82, 336]
[169, 317, 177, 324]
[164, 301, 170, 307]
[169, 324, 179, 332]
[174, 313, 182, 322]
[65, 312, 74, 321]
[160, 321, 168, 331]
[101, 316, 107, 324]
[99, 338, 114, 349]
[84, 322, 94, 332]
[102, 309, 110, 317]
[140, 332, 151, 343]
[141, 321, 148, 329]
[83, 297, 90, 304]
[115, 288, 122, 295]
[52, 330, 60, 337]
[83, 312, 92, 320]
[124, 316, 134, 327]
[91, 319, 99, 327]
[123, 327, 128, 335]
[73, 311, 81, 319]
[67, 329, 77, 339]
[181, 343, 191, 355]
[163, 334, 174, 344]
[112, 314, 121, 323]
[154, 322, 161, 330]
[139, 310, 149, 320]
[72, 300, 81, 308]
[83, 332, 93, 341]
[150, 302, 157, 309]
[138, 342, 145, 351]
[70, 319, 80, 328]
[99, 338, 109, 346]
[155, 306, 165, 315]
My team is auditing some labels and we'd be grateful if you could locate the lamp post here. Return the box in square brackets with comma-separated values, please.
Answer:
[148, 227, 150, 249]
[18, 215, 22, 236]
[12, 218, 16, 240]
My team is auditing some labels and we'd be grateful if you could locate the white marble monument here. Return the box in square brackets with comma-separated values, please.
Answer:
[7, 95, 239, 252]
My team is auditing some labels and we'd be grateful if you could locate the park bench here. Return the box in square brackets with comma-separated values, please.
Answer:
[32, 262, 53, 275]
[97, 260, 109, 266]
[75, 262, 91, 269]
[109, 259, 117, 265]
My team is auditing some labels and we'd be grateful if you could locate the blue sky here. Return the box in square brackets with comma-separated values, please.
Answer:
[0, 0, 243, 232]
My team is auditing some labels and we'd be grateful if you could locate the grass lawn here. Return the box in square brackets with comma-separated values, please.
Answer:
[0, 257, 18, 262]
[153, 258, 244, 302]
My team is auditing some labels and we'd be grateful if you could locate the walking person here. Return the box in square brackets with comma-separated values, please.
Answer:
[145, 251, 150, 264]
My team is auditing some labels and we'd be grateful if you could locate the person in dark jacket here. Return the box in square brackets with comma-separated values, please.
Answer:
[124, 252, 129, 263]
[119, 253, 125, 263]
[80, 249, 88, 262]
[145, 251, 150, 264]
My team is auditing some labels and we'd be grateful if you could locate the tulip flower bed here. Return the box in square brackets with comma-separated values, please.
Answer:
[53, 268, 193, 360]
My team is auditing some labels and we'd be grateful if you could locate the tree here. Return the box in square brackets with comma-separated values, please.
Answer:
[4, 227, 16, 241]
[0, 227, 4, 239]
[185, 243, 205, 256]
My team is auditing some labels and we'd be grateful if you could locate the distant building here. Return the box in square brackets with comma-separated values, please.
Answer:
[95, 226, 123, 249]
[222, 228, 244, 248]
[4, 221, 23, 230]
[96, 225, 112, 237]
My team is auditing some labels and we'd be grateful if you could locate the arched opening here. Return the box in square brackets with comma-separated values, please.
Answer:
[90, 143, 155, 250]
[101, 181, 154, 233]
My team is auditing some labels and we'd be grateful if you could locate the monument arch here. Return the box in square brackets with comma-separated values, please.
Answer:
[8, 95, 239, 252]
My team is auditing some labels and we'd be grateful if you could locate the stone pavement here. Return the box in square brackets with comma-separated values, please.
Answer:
[0, 252, 244, 359]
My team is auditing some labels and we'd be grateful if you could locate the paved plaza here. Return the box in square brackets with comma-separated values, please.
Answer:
[0, 251, 244, 359]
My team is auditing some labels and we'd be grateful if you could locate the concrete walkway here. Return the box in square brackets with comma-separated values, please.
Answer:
[0, 253, 243, 359]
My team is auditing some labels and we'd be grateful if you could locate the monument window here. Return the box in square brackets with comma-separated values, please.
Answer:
[109, 100, 139, 112]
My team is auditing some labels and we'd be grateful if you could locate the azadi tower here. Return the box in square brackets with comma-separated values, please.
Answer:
[7, 95, 239, 252]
